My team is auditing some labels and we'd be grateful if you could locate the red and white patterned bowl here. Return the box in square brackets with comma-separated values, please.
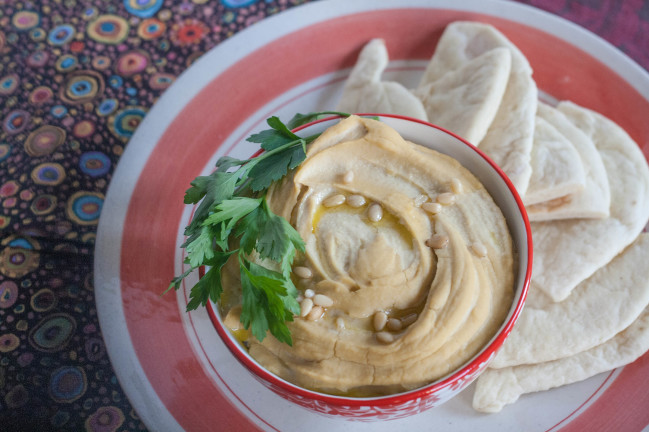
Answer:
[206, 114, 533, 421]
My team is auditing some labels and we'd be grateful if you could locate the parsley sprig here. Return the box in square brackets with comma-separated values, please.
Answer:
[166, 111, 351, 345]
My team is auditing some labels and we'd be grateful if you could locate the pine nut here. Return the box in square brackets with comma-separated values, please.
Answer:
[304, 288, 315, 298]
[347, 194, 366, 208]
[373, 311, 388, 331]
[336, 317, 345, 330]
[368, 203, 383, 222]
[387, 318, 402, 331]
[422, 202, 442, 215]
[426, 234, 449, 249]
[342, 171, 354, 184]
[401, 313, 418, 327]
[294, 266, 313, 279]
[313, 294, 334, 307]
[306, 305, 324, 321]
[437, 193, 456, 205]
[300, 298, 314, 317]
[376, 331, 394, 344]
[471, 242, 488, 257]
[450, 178, 463, 194]
[296, 294, 304, 302]
[414, 194, 429, 207]
[323, 194, 346, 207]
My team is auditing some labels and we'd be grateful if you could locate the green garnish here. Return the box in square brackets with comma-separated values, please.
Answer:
[166, 111, 352, 345]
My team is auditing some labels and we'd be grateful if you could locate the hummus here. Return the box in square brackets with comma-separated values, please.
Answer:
[224, 116, 515, 396]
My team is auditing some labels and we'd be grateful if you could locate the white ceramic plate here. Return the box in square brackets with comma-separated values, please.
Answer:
[95, 1, 649, 431]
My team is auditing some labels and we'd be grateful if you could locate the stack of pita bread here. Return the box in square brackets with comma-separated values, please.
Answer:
[335, 22, 649, 412]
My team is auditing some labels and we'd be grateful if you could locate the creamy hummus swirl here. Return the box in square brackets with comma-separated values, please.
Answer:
[230, 116, 515, 395]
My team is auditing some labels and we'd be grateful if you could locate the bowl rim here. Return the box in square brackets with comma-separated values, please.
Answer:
[206, 113, 533, 407]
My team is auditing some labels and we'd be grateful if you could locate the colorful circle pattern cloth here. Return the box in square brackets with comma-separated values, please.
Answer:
[0, 0, 312, 430]
[0, 0, 648, 431]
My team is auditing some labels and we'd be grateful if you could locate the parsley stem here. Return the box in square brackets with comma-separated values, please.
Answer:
[310, 110, 350, 118]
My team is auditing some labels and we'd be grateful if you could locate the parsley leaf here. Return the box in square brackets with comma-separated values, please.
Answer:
[247, 144, 306, 192]
[183, 175, 213, 204]
[246, 128, 294, 151]
[204, 197, 262, 231]
[200, 197, 262, 249]
[239, 255, 299, 345]
[183, 171, 239, 243]
[186, 251, 235, 311]
[165, 266, 194, 295]
[185, 226, 215, 268]
[237, 199, 305, 277]
[247, 116, 300, 151]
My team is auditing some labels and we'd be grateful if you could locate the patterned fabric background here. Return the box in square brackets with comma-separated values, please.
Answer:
[0, 0, 646, 431]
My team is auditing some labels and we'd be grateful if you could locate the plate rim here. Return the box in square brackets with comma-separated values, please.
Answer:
[94, 1, 649, 431]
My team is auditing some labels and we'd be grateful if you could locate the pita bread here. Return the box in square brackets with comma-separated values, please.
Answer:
[419, 21, 536, 195]
[336, 39, 427, 120]
[491, 233, 649, 368]
[473, 301, 649, 413]
[523, 115, 586, 206]
[530, 101, 649, 302]
[526, 102, 610, 221]
[414, 48, 510, 144]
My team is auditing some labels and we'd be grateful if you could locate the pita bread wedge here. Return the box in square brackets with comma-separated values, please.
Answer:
[414, 48, 511, 144]
[491, 233, 649, 368]
[473, 302, 649, 413]
[526, 102, 610, 221]
[336, 39, 427, 120]
[523, 115, 586, 206]
[419, 21, 536, 195]
[530, 101, 649, 302]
